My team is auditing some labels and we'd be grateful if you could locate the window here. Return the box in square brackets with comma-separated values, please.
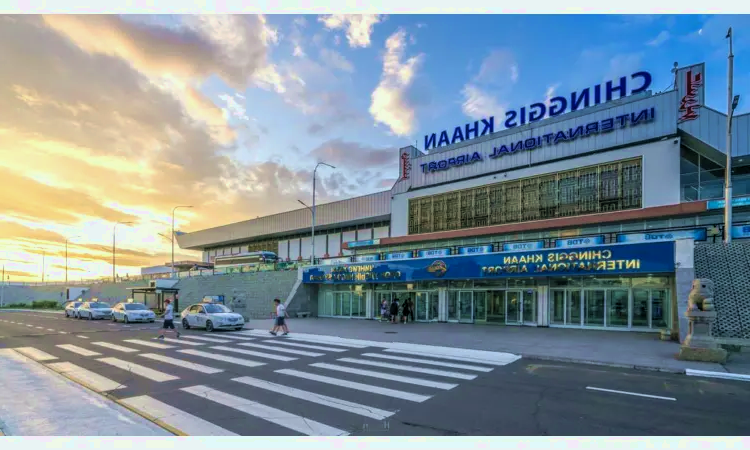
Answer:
[407, 158, 643, 235]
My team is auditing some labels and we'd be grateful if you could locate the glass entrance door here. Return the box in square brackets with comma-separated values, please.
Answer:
[415, 292, 428, 321]
[458, 291, 474, 323]
[506, 290, 522, 324]
[584, 290, 605, 327]
[473, 291, 487, 322]
[522, 290, 536, 324]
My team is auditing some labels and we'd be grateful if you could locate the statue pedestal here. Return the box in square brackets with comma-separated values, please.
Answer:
[677, 311, 727, 363]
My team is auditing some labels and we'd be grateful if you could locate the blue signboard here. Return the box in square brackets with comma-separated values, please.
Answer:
[423, 71, 653, 151]
[385, 252, 413, 261]
[355, 254, 380, 263]
[617, 228, 707, 243]
[418, 248, 451, 258]
[707, 196, 750, 210]
[555, 235, 605, 248]
[731, 224, 750, 239]
[421, 108, 655, 173]
[303, 242, 675, 284]
[503, 241, 545, 252]
[458, 245, 494, 255]
[347, 239, 380, 248]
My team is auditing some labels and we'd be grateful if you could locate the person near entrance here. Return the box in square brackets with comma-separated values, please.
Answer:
[157, 298, 180, 340]
[389, 298, 399, 324]
[403, 298, 414, 323]
[380, 299, 389, 322]
[269, 298, 289, 336]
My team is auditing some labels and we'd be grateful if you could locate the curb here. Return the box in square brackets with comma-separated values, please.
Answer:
[10, 349, 185, 436]
[519, 354, 688, 374]
[685, 368, 750, 382]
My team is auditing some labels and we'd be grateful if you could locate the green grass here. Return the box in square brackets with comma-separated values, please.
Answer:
[0, 300, 63, 310]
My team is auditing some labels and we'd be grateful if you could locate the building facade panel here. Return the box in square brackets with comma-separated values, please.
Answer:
[277, 240, 289, 260]
[288, 238, 300, 260]
[327, 232, 342, 257]
[373, 226, 390, 239]
[341, 231, 356, 255]
[678, 109, 750, 157]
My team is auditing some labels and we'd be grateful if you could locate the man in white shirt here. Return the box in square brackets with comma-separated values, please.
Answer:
[157, 298, 181, 339]
[269, 298, 289, 336]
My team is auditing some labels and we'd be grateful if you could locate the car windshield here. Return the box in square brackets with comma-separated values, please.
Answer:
[124, 304, 147, 310]
[89, 303, 110, 309]
[70, 302, 82, 308]
[204, 304, 230, 314]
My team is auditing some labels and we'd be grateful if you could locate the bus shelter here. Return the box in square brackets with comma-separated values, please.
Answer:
[127, 286, 180, 312]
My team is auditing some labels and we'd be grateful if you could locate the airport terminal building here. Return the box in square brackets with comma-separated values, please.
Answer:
[176, 61, 750, 334]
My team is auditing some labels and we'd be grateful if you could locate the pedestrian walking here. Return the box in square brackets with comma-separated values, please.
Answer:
[380, 299, 389, 322]
[269, 298, 289, 336]
[157, 298, 180, 340]
[389, 298, 399, 324]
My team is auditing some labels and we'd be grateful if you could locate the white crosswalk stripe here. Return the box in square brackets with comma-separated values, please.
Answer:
[179, 335, 233, 344]
[47, 362, 125, 392]
[91, 342, 139, 353]
[181, 385, 349, 436]
[336, 357, 477, 380]
[97, 357, 179, 382]
[76, 335, 89, 339]
[177, 349, 266, 368]
[139, 353, 223, 374]
[382, 348, 518, 365]
[119, 395, 237, 436]
[56, 344, 101, 357]
[310, 363, 458, 390]
[236, 342, 324, 357]
[214, 334, 256, 341]
[162, 338, 204, 346]
[238, 330, 367, 348]
[209, 346, 297, 362]
[124, 339, 175, 349]
[360, 352, 494, 372]
[258, 340, 349, 352]
[13, 347, 58, 361]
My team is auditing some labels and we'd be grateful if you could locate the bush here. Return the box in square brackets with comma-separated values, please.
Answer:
[1, 303, 29, 309]
[32, 300, 62, 309]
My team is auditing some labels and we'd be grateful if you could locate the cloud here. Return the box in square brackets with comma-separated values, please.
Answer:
[218, 93, 249, 121]
[307, 139, 397, 169]
[319, 48, 354, 73]
[544, 83, 562, 109]
[460, 49, 517, 121]
[369, 29, 424, 136]
[647, 30, 670, 46]
[318, 14, 382, 48]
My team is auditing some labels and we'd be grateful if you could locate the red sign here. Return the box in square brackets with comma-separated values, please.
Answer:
[400, 152, 411, 179]
[679, 69, 703, 122]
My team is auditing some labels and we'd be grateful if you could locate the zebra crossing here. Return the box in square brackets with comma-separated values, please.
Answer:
[10, 330, 521, 436]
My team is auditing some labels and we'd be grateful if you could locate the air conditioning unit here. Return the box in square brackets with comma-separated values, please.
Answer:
[149, 280, 157, 288]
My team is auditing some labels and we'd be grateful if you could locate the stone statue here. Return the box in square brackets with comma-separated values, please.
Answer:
[687, 279, 715, 312]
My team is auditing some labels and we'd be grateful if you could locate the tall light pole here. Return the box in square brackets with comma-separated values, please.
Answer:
[171, 206, 193, 277]
[310, 162, 335, 265]
[65, 235, 80, 284]
[724, 27, 740, 243]
[113, 221, 133, 282]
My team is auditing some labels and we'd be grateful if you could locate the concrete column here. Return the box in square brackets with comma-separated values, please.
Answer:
[674, 238, 696, 343]
[365, 290, 374, 319]
[536, 285, 549, 327]
[438, 287, 447, 322]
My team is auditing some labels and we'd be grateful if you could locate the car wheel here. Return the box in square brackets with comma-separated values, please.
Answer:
[124, 315, 129, 324]
[235, 327, 243, 331]
[111, 314, 117, 322]
[87, 312, 92, 320]
[182, 318, 190, 329]
[205, 320, 214, 332]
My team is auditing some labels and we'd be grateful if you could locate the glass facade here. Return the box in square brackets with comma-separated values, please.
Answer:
[680, 146, 750, 202]
[408, 158, 642, 235]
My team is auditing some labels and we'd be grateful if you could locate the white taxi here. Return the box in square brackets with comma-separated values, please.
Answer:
[111, 302, 156, 323]
[180, 303, 244, 332]
[77, 301, 113, 320]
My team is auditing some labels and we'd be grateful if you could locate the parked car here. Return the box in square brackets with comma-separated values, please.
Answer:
[64, 301, 84, 318]
[111, 302, 156, 323]
[77, 301, 113, 320]
[180, 303, 244, 332]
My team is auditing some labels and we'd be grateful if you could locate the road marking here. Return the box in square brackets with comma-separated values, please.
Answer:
[91, 342, 139, 353]
[56, 344, 101, 357]
[311, 363, 458, 390]
[139, 353, 223, 374]
[239, 330, 367, 348]
[119, 395, 237, 436]
[276, 369, 430, 402]
[35, 326, 44, 329]
[161, 338, 204, 346]
[259, 340, 349, 352]
[232, 376, 395, 420]
[26, 324, 34, 327]
[181, 385, 348, 436]
[685, 369, 750, 382]
[214, 334, 255, 341]
[237, 342, 324, 357]
[46, 328, 55, 332]
[209, 346, 297, 362]
[124, 339, 175, 349]
[13, 347, 58, 361]
[47, 362, 125, 392]
[360, 353, 494, 372]
[337, 357, 477, 380]
[585, 386, 677, 401]
[177, 349, 266, 368]
[382, 348, 516, 366]
[97, 357, 179, 382]
[76, 335, 89, 339]
[179, 335, 233, 344]
[59, 331, 68, 334]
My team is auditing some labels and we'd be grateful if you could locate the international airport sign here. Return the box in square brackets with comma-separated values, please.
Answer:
[420, 107, 656, 174]
[423, 71, 653, 151]
[302, 241, 675, 284]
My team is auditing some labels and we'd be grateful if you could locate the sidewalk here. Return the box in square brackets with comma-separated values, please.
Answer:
[245, 317, 747, 375]
[0, 349, 172, 436]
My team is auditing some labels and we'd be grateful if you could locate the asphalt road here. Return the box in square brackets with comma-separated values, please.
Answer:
[1, 310, 749, 436]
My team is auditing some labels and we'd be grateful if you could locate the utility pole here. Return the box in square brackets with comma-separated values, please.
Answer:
[724, 27, 740, 243]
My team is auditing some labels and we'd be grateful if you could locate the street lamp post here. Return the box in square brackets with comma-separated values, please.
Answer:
[310, 162, 335, 265]
[171, 206, 193, 277]
[65, 235, 81, 284]
[113, 221, 133, 282]
[724, 27, 741, 243]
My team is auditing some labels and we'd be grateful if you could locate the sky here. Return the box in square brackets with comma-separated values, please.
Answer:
[1, 14, 749, 283]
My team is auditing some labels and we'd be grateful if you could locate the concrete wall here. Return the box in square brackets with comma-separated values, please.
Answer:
[0, 285, 68, 306]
